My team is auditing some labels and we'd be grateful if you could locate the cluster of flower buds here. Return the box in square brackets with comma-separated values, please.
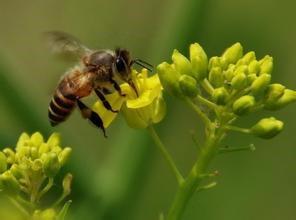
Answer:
[0, 132, 72, 219]
[157, 43, 296, 139]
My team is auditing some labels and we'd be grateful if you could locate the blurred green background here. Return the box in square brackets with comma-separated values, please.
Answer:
[0, 0, 295, 219]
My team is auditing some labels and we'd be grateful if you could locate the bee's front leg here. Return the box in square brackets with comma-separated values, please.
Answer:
[94, 89, 118, 113]
[110, 78, 126, 97]
[76, 99, 107, 137]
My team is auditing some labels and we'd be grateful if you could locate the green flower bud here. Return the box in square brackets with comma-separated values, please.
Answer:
[30, 132, 44, 148]
[208, 56, 221, 70]
[265, 89, 296, 110]
[157, 62, 183, 97]
[58, 147, 72, 166]
[0, 152, 7, 173]
[3, 148, 15, 164]
[212, 87, 229, 105]
[248, 60, 260, 74]
[259, 55, 273, 75]
[62, 173, 73, 196]
[39, 143, 50, 155]
[30, 147, 39, 160]
[250, 74, 271, 96]
[47, 133, 61, 148]
[32, 159, 43, 171]
[233, 95, 256, 115]
[10, 164, 23, 179]
[179, 75, 198, 97]
[237, 51, 256, 65]
[209, 67, 223, 88]
[247, 74, 257, 84]
[16, 132, 30, 150]
[251, 117, 284, 139]
[172, 49, 193, 76]
[222, 42, 243, 65]
[264, 84, 286, 109]
[43, 153, 61, 177]
[0, 171, 20, 195]
[223, 64, 235, 81]
[17, 146, 30, 158]
[231, 72, 247, 90]
[234, 65, 248, 75]
[189, 43, 208, 80]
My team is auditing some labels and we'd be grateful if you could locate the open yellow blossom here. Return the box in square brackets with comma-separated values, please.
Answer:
[92, 69, 166, 129]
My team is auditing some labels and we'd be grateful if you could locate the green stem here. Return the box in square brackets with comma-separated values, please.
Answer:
[225, 125, 251, 134]
[148, 125, 184, 185]
[37, 177, 54, 201]
[166, 126, 225, 220]
[196, 95, 217, 109]
[185, 98, 212, 129]
[201, 79, 214, 95]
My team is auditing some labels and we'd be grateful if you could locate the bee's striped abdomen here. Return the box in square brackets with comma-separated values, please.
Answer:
[48, 90, 76, 126]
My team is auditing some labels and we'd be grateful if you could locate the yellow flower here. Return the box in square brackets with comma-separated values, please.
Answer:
[92, 69, 166, 129]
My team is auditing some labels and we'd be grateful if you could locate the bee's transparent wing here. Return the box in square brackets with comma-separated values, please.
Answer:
[45, 31, 92, 60]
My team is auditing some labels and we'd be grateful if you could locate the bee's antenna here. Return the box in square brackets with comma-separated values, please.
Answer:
[131, 59, 153, 72]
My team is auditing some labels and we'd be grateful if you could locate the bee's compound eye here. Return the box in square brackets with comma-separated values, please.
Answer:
[115, 58, 126, 73]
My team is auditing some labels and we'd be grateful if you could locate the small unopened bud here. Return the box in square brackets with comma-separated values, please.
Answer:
[190, 43, 208, 80]
[0, 152, 7, 173]
[39, 143, 50, 155]
[259, 55, 273, 75]
[209, 67, 223, 88]
[212, 87, 229, 105]
[0, 171, 20, 195]
[250, 74, 271, 96]
[30, 147, 39, 160]
[222, 43, 243, 65]
[231, 72, 247, 90]
[62, 173, 73, 196]
[47, 133, 61, 148]
[3, 148, 15, 164]
[30, 132, 44, 148]
[179, 75, 198, 97]
[265, 89, 296, 110]
[10, 164, 23, 179]
[43, 153, 61, 177]
[264, 84, 286, 109]
[208, 56, 221, 70]
[234, 65, 248, 75]
[233, 95, 256, 115]
[223, 65, 235, 81]
[237, 51, 256, 65]
[157, 62, 183, 98]
[151, 95, 167, 124]
[247, 74, 257, 84]
[251, 117, 284, 139]
[172, 49, 193, 76]
[16, 132, 30, 150]
[58, 147, 72, 166]
[32, 159, 43, 171]
[248, 60, 260, 74]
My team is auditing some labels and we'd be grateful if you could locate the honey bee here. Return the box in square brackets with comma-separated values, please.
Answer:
[47, 31, 152, 137]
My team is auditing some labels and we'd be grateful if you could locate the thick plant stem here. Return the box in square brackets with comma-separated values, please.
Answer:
[166, 127, 225, 220]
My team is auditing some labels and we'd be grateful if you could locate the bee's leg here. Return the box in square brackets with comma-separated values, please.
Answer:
[94, 89, 118, 113]
[76, 99, 107, 138]
[110, 78, 126, 97]
[102, 87, 112, 94]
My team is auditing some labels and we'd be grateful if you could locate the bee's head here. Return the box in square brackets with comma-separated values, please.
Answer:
[115, 48, 132, 81]
[115, 48, 153, 95]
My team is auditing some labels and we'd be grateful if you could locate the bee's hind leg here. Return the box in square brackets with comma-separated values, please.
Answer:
[94, 89, 118, 113]
[76, 99, 107, 138]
